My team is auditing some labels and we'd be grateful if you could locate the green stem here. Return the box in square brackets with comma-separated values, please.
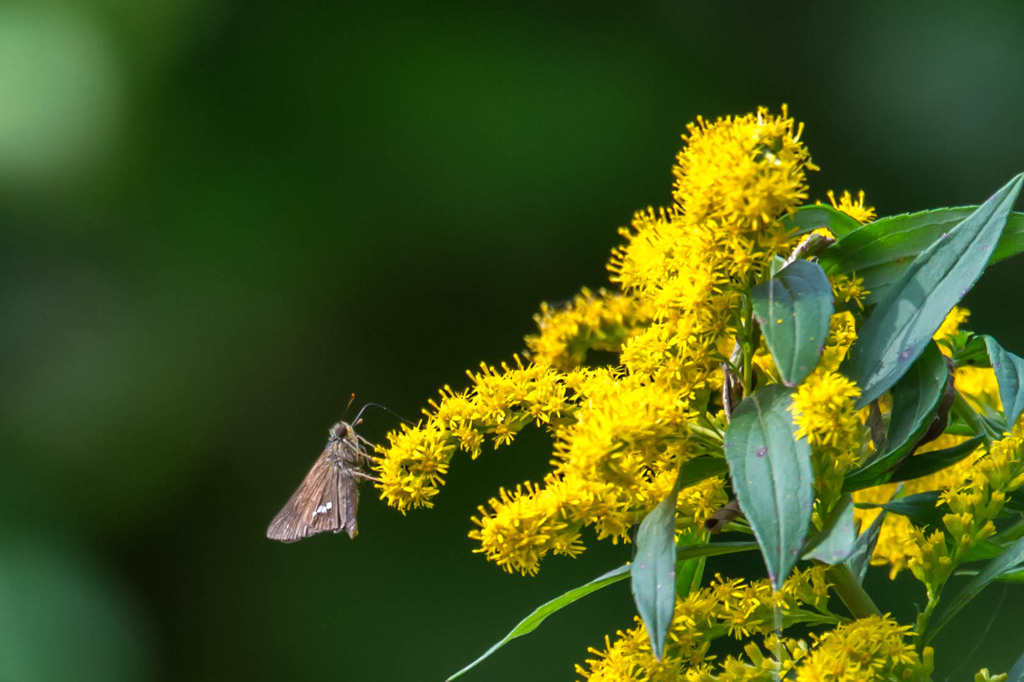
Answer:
[687, 424, 724, 443]
[824, 563, 881, 619]
[915, 589, 941, 649]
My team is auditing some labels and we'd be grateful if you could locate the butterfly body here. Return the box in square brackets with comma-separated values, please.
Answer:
[266, 421, 373, 542]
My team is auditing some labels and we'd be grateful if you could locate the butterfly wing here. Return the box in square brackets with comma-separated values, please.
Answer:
[338, 470, 359, 539]
[267, 447, 337, 542]
[267, 437, 365, 542]
[308, 457, 360, 539]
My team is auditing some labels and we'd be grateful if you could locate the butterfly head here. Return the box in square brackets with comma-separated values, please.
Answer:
[329, 420, 354, 442]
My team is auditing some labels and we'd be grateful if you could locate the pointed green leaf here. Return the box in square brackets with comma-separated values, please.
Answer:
[724, 384, 813, 589]
[751, 260, 834, 386]
[446, 542, 759, 680]
[445, 563, 630, 681]
[847, 507, 888, 584]
[782, 204, 862, 238]
[676, 541, 760, 559]
[923, 534, 1024, 645]
[983, 336, 1024, 427]
[845, 174, 1024, 408]
[674, 528, 707, 596]
[887, 435, 984, 483]
[884, 342, 950, 455]
[819, 207, 1024, 305]
[857, 490, 946, 530]
[632, 474, 685, 660]
[842, 343, 949, 491]
[801, 496, 856, 565]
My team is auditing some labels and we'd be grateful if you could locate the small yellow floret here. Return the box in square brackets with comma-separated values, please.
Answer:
[825, 189, 876, 224]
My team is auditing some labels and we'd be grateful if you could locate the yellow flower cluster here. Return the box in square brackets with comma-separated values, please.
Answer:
[793, 615, 930, 681]
[525, 288, 653, 371]
[935, 305, 970, 341]
[468, 369, 729, 573]
[790, 369, 865, 510]
[611, 107, 814, 394]
[853, 430, 981, 579]
[826, 189, 877, 224]
[830, 275, 869, 314]
[921, 415, 1024, 587]
[956, 365, 1002, 416]
[468, 480, 585, 575]
[469, 109, 816, 571]
[376, 107, 815, 576]
[581, 610, 931, 682]
[375, 358, 572, 512]
[576, 567, 834, 681]
[375, 421, 455, 511]
[673, 108, 816, 234]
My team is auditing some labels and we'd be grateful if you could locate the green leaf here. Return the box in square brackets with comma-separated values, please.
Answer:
[676, 541, 760, 560]
[857, 490, 946, 530]
[631, 473, 684, 660]
[751, 260, 834, 386]
[782, 204, 862, 238]
[948, 332, 991, 369]
[446, 542, 758, 681]
[445, 563, 629, 681]
[962, 540, 1007, 562]
[886, 435, 984, 483]
[801, 496, 856, 565]
[675, 541, 760, 598]
[676, 455, 729, 489]
[674, 528, 707, 596]
[884, 342, 950, 453]
[842, 343, 950, 491]
[724, 384, 814, 589]
[819, 208, 1024, 305]
[992, 568, 1024, 583]
[845, 174, 1024, 408]
[992, 519, 1024, 547]
[847, 506, 887, 584]
[1008, 648, 1024, 682]
[923, 533, 1024, 645]
[983, 336, 1024, 426]
[951, 389, 1006, 443]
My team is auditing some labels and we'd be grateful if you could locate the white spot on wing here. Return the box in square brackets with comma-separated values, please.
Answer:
[312, 501, 333, 518]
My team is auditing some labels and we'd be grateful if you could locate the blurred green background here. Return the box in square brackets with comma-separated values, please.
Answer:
[3, 1, 1024, 680]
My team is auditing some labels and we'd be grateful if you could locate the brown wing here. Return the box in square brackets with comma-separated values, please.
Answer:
[266, 446, 337, 540]
[308, 461, 360, 539]
[338, 471, 359, 539]
[267, 434, 368, 542]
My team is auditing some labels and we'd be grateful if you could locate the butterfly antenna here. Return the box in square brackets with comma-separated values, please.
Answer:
[352, 402, 415, 427]
[341, 393, 357, 418]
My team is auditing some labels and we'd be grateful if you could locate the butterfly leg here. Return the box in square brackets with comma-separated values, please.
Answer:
[355, 446, 382, 466]
[351, 470, 382, 483]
